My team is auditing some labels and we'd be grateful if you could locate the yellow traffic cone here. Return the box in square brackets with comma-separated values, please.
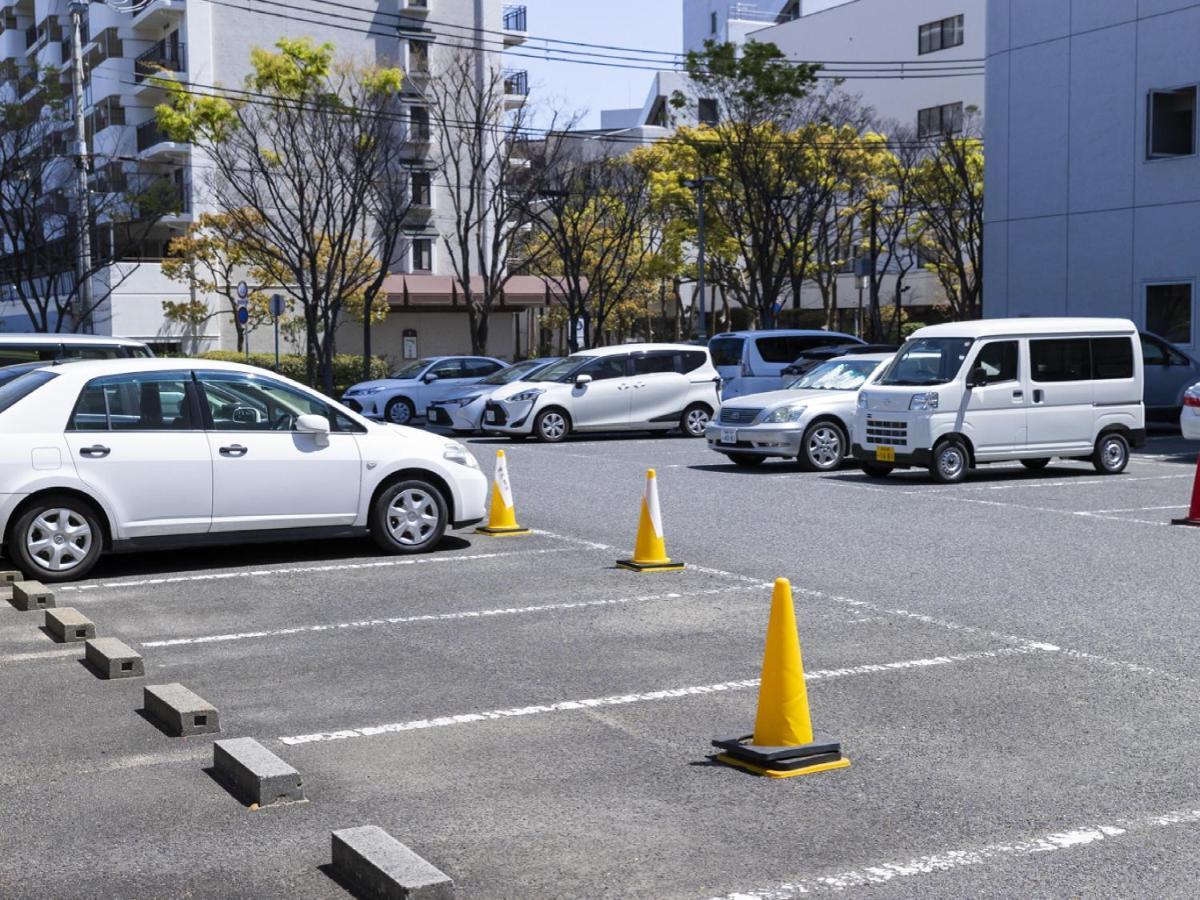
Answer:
[616, 469, 684, 572]
[476, 450, 530, 536]
[712, 578, 850, 778]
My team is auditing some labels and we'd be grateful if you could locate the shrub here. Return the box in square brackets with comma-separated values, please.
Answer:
[196, 352, 390, 397]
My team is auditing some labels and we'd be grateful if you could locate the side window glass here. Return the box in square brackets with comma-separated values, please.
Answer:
[677, 351, 707, 374]
[580, 356, 627, 381]
[755, 337, 793, 363]
[632, 353, 676, 376]
[1091, 338, 1135, 380]
[973, 341, 1018, 384]
[70, 374, 193, 431]
[1031, 339, 1091, 382]
[1140, 336, 1168, 366]
[431, 361, 465, 379]
[200, 373, 332, 431]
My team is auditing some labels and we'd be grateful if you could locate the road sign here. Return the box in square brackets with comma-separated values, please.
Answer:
[236, 280, 249, 300]
[269, 293, 286, 318]
[236, 306, 249, 325]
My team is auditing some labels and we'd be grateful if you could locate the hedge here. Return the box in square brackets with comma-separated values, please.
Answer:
[197, 352, 390, 396]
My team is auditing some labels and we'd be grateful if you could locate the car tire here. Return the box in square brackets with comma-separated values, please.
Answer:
[680, 403, 712, 438]
[369, 479, 449, 555]
[384, 397, 415, 426]
[726, 453, 765, 467]
[860, 462, 894, 478]
[798, 420, 847, 472]
[1092, 432, 1130, 475]
[8, 494, 104, 583]
[533, 408, 570, 443]
[1020, 458, 1051, 471]
[930, 437, 970, 484]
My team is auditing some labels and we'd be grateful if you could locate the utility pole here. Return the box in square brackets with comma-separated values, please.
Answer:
[68, 0, 93, 333]
[681, 175, 715, 342]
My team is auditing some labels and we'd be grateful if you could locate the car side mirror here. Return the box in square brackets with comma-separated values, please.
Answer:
[423, 373, 439, 383]
[966, 367, 988, 389]
[296, 414, 331, 446]
[574, 374, 593, 386]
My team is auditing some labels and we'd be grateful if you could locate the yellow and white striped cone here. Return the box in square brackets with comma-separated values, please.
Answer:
[476, 449, 530, 536]
[617, 469, 684, 572]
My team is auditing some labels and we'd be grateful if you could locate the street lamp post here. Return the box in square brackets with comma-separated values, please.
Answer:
[68, 0, 93, 332]
[681, 175, 715, 342]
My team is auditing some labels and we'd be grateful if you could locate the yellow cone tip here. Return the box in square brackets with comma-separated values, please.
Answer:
[646, 468, 656, 479]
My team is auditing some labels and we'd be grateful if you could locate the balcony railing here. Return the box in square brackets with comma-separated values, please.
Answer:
[23, 23, 35, 48]
[136, 119, 174, 151]
[134, 38, 185, 82]
[503, 69, 528, 97]
[502, 5, 527, 32]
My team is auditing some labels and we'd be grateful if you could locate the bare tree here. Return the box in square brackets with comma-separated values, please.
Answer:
[0, 66, 176, 332]
[158, 39, 411, 392]
[425, 46, 576, 354]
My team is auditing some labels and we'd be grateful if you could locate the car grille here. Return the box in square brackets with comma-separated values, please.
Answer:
[719, 407, 762, 426]
[865, 419, 908, 446]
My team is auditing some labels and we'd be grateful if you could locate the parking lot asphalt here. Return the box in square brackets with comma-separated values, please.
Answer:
[4, 430, 1200, 898]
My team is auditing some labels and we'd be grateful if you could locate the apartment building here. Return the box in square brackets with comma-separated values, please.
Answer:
[0, 0, 541, 361]
[984, 1, 1200, 355]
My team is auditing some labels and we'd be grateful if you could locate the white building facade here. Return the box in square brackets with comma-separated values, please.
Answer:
[984, 0, 1200, 353]
[0, 0, 540, 363]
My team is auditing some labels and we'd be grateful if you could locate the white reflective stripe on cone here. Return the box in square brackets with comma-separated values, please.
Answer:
[496, 452, 515, 509]
[645, 472, 664, 538]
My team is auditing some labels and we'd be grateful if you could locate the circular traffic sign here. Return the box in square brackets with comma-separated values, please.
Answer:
[236, 280, 249, 300]
[237, 307, 249, 325]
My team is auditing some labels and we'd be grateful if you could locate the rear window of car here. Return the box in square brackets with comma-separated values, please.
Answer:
[708, 337, 744, 368]
[756, 335, 837, 363]
[0, 369, 58, 415]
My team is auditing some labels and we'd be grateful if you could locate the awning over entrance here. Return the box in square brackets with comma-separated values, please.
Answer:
[383, 275, 571, 312]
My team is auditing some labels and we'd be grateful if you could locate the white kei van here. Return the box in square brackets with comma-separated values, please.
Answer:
[851, 318, 1145, 483]
[709, 329, 861, 399]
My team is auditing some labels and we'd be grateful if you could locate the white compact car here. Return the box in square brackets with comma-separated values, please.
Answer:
[853, 318, 1146, 483]
[481, 344, 721, 442]
[0, 359, 488, 581]
[341, 356, 508, 425]
[706, 353, 892, 470]
[426, 357, 560, 434]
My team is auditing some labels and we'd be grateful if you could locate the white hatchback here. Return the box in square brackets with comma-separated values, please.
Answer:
[481, 344, 721, 442]
[0, 359, 488, 581]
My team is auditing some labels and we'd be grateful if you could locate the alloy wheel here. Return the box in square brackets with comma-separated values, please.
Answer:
[26, 508, 93, 574]
[806, 426, 843, 469]
[539, 412, 567, 440]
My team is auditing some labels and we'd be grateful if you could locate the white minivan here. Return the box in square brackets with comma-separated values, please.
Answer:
[709, 330, 861, 399]
[852, 318, 1145, 483]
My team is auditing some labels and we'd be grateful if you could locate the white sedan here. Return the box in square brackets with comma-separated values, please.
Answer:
[706, 354, 892, 470]
[0, 359, 487, 582]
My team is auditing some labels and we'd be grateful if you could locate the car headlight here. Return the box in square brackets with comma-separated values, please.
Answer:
[452, 394, 481, 407]
[857, 393, 868, 409]
[443, 442, 480, 469]
[909, 392, 940, 411]
[763, 403, 807, 424]
[505, 388, 544, 403]
[358, 386, 387, 395]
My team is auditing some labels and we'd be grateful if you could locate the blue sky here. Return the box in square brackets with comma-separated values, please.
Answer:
[516, 0, 683, 128]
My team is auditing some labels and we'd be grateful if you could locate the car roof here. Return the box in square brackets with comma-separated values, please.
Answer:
[0, 333, 148, 347]
[828, 352, 893, 364]
[21, 357, 280, 380]
[911, 318, 1137, 339]
[570, 343, 707, 358]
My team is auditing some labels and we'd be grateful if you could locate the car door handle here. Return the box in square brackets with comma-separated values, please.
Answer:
[1032, 389, 1044, 403]
[1012, 390, 1023, 399]
[79, 444, 110, 458]
[219, 444, 249, 457]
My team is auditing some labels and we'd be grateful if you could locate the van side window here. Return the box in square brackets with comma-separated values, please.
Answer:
[577, 356, 627, 381]
[755, 336, 833, 363]
[1091, 338, 1135, 380]
[974, 341, 1018, 384]
[677, 351, 708, 374]
[1031, 339, 1091, 382]
[632, 352, 677, 376]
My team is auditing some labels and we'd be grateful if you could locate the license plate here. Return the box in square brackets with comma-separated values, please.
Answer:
[485, 410, 496, 423]
[875, 446, 896, 463]
[721, 429, 738, 445]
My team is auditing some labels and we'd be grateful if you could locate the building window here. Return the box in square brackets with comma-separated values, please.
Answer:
[412, 238, 433, 272]
[1146, 282, 1193, 344]
[408, 40, 429, 74]
[1148, 87, 1196, 158]
[917, 102, 964, 138]
[409, 106, 430, 140]
[412, 171, 431, 206]
[710, 11, 717, 35]
[698, 98, 719, 126]
[919, 15, 964, 55]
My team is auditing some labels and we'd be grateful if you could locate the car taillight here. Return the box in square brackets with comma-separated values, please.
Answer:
[1185, 391, 1200, 408]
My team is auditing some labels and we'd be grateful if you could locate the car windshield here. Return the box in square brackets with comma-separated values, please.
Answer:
[0, 369, 58, 415]
[877, 338, 974, 386]
[528, 356, 591, 383]
[786, 359, 882, 391]
[481, 360, 547, 386]
[390, 359, 434, 379]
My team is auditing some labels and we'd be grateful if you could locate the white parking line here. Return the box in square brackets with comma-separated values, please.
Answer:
[57, 547, 575, 594]
[277, 645, 1049, 746]
[0, 647, 81, 665]
[140, 584, 762, 648]
[712, 808, 1200, 898]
